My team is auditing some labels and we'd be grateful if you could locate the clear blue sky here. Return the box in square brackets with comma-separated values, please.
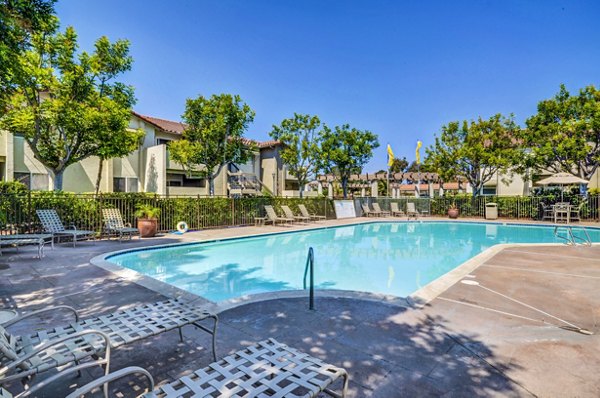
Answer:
[56, 0, 600, 171]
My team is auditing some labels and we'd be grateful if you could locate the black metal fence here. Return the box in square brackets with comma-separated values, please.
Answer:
[357, 195, 600, 221]
[0, 193, 335, 234]
[2, 192, 598, 235]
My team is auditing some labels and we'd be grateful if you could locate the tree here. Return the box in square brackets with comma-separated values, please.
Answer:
[0, 0, 57, 115]
[520, 84, 600, 180]
[405, 160, 421, 173]
[318, 124, 379, 198]
[0, 27, 137, 190]
[169, 94, 256, 196]
[269, 114, 322, 198]
[389, 157, 408, 173]
[424, 114, 521, 197]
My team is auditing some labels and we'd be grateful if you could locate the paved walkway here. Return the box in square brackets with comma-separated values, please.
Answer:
[1, 220, 599, 397]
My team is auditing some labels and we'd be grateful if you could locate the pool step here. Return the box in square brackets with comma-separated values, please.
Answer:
[553, 225, 592, 246]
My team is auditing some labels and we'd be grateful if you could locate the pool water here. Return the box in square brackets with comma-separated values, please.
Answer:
[107, 222, 600, 302]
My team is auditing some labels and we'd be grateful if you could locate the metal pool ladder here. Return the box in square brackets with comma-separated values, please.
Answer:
[303, 247, 315, 310]
[554, 225, 592, 246]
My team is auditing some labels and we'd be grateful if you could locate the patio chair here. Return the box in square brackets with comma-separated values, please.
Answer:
[390, 202, 406, 217]
[281, 205, 311, 223]
[406, 202, 420, 220]
[540, 203, 554, 222]
[298, 204, 326, 221]
[66, 338, 348, 398]
[0, 234, 53, 258]
[570, 202, 585, 222]
[264, 205, 294, 225]
[372, 203, 390, 217]
[0, 299, 218, 395]
[102, 208, 140, 241]
[361, 203, 380, 217]
[36, 210, 96, 247]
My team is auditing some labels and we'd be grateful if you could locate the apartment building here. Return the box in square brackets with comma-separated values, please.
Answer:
[0, 112, 308, 197]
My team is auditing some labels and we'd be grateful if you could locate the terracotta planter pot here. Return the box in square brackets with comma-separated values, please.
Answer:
[448, 208, 459, 219]
[137, 218, 158, 238]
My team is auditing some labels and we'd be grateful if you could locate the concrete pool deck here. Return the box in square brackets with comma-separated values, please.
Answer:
[1, 218, 600, 396]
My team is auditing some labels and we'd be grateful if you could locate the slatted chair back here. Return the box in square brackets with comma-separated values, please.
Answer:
[372, 203, 384, 213]
[264, 205, 279, 221]
[0, 325, 24, 369]
[281, 205, 296, 219]
[298, 204, 311, 218]
[103, 208, 126, 230]
[361, 203, 372, 214]
[407, 202, 417, 214]
[36, 209, 66, 233]
[390, 202, 401, 213]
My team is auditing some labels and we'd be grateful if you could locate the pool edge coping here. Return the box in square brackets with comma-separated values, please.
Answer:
[90, 219, 600, 313]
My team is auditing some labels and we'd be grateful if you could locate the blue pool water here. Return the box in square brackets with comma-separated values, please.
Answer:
[107, 222, 600, 302]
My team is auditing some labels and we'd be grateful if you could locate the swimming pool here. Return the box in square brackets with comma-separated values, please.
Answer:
[106, 222, 600, 302]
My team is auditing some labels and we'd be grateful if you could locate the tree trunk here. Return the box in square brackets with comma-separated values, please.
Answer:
[53, 170, 64, 191]
[208, 176, 214, 196]
[298, 182, 304, 198]
[342, 177, 348, 199]
[95, 158, 104, 196]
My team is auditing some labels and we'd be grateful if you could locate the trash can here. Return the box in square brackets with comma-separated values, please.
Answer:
[485, 202, 498, 220]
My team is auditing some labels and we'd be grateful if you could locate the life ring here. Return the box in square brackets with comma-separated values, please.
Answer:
[176, 221, 189, 233]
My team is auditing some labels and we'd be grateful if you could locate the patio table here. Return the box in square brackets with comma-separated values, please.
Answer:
[552, 204, 571, 224]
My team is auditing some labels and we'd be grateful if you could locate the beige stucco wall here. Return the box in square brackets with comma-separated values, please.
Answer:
[143, 144, 166, 194]
[62, 156, 111, 193]
[260, 147, 283, 195]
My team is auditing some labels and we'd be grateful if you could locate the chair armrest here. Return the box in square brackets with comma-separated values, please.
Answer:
[125, 222, 132, 228]
[2, 305, 79, 327]
[65, 366, 154, 398]
[0, 329, 111, 377]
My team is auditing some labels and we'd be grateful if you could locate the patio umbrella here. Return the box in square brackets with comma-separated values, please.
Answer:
[535, 172, 589, 201]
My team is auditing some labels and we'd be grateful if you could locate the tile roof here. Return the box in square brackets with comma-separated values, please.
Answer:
[132, 111, 280, 148]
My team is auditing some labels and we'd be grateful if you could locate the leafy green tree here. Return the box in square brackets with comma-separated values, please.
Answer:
[0, 27, 137, 190]
[0, 0, 57, 115]
[318, 124, 379, 198]
[405, 160, 421, 173]
[169, 94, 256, 196]
[269, 113, 322, 198]
[424, 114, 521, 197]
[520, 84, 600, 180]
[390, 157, 409, 173]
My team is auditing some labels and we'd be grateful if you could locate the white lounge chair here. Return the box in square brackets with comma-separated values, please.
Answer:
[372, 203, 390, 217]
[102, 208, 140, 241]
[361, 203, 380, 217]
[281, 205, 310, 223]
[390, 202, 405, 217]
[36, 209, 96, 247]
[407, 202, 420, 219]
[0, 299, 218, 396]
[264, 205, 294, 225]
[66, 339, 348, 398]
[298, 204, 326, 221]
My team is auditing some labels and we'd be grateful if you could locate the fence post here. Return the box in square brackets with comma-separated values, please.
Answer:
[27, 189, 32, 233]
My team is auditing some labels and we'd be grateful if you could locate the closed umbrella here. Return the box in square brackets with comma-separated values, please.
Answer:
[535, 172, 589, 201]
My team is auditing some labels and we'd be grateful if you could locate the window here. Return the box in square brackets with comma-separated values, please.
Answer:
[167, 173, 206, 188]
[482, 186, 497, 196]
[13, 172, 48, 190]
[156, 138, 172, 146]
[114, 177, 138, 193]
[14, 172, 30, 188]
[113, 177, 126, 192]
